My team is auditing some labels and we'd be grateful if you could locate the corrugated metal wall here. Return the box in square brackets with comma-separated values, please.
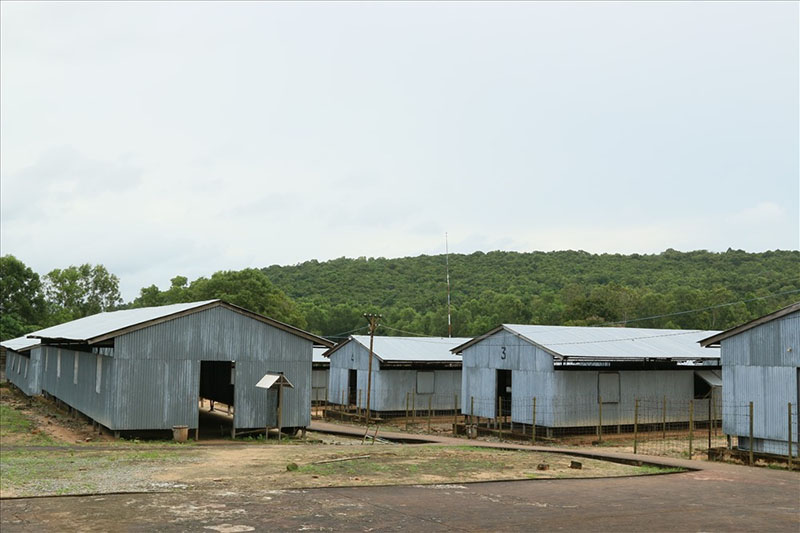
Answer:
[327, 340, 461, 411]
[4, 347, 42, 396]
[461, 329, 554, 418]
[370, 369, 461, 411]
[37, 306, 313, 432]
[328, 341, 373, 406]
[312, 369, 329, 402]
[111, 306, 313, 431]
[40, 346, 115, 429]
[461, 328, 710, 428]
[721, 311, 799, 455]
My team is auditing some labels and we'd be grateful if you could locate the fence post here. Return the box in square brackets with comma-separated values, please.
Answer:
[688, 399, 694, 460]
[453, 394, 458, 435]
[531, 397, 537, 445]
[412, 390, 416, 422]
[749, 401, 754, 466]
[598, 396, 603, 443]
[634, 398, 639, 454]
[711, 389, 716, 435]
[662, 396, 667, 440]
[788, 402, 793, 472]
[470, 396, 474, 425]
[324, 387, 329, 421]
[358, 389, 362, 420]
[497, 396, 502, 437]
[428, 394, 432, 433]
[707, 395, 712, 459]
[405, 392, 409, 431]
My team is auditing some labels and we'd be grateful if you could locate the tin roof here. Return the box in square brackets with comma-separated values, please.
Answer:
[699, 302, 800, 347]
[326, 335, 470, 363]
[452, 325, 720, 361]
[313, 347, 329, 364]
[0, 335, 41, 352]
[29, 300, 334, 347]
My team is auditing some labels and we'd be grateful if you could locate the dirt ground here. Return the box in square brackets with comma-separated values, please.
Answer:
[0, 384, 115, 446]
[1, 384, 670, 498]
[2, 384, 799, 532]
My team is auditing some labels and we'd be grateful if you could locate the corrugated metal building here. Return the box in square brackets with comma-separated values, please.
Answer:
[2, 336, 43, 396]
[12, 300, 332, 436]
[312, 347, 329, 403]
[700, 303, 799, 455]
[452, 325, 721, 430]
[326, 336, 471, 414]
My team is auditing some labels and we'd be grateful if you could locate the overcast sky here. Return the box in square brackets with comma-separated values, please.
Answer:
[2, 1, 798, 301]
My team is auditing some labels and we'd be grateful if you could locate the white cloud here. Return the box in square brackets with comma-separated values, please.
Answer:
[1, 2, 797, 301]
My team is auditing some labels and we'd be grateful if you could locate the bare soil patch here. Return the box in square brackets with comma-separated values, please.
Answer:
[0, 383, 113, 446]
[1, 384, 680, 498]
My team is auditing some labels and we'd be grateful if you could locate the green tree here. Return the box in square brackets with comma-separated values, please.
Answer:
[189, 269, 307, 328]
[0, 255, 46, 339]
[44, 264, 122, 322]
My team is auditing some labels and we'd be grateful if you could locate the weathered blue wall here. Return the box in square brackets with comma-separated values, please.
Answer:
[721, 310, 799, 455]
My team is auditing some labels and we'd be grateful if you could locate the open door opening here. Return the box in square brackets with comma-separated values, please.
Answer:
[497, 369, 512, 417]
[348, 369, 357, 406]
[198, 361, 235, 439]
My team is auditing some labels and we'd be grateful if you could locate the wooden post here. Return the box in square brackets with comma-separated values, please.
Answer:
[662, 396, 667, 440]
[470, 396, 474, 425]
[405, 392, 410, 431]
[634, 398, 639, 455]
[277, 384, 283, 443]
[707, 395, 712, 459]
[324, 387, 329, 421]
[749, 401, 754, 466]
[711, 389, 716, 435]
[688, 399, 694, 459]
[342, 390, 346, 412]
[788, 403, 793, 472]
[453, 394, 458, 435]
[427, 394, 432, 433]
[497, 396, 501, 431]
[497, 395, 503, 440]
[358, 389, 362, 420]
[531, 397, 536, 445]
[598, 396, 603, 443]
[412, 390, 416, 422]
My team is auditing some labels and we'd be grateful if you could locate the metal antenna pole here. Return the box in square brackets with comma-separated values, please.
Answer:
[446, 233, 452, 338]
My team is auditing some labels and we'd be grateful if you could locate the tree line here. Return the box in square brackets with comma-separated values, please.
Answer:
[2, 249, 798, 342]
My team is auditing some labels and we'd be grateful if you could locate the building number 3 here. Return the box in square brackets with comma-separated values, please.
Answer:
[500, 346, 506, 359]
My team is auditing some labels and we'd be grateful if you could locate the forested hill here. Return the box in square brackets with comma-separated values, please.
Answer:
[262, 249, 800, 338]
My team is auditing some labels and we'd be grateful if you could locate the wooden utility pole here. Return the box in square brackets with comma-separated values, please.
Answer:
[363, 313, 381, 424]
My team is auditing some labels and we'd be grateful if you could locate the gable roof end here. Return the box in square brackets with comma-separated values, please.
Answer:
[699, 302, 800, 348]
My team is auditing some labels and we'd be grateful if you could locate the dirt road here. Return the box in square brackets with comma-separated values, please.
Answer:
[2, 458, 798, 532]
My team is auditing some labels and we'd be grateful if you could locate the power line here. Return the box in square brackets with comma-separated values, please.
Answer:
[596, 289, 800, 327]
[325, 324, 369, 339]
[378, 324, 430, 337]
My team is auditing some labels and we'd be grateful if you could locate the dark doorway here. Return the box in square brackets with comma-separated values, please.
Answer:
[497, 369, 512, 416]
[348, 369, 357, 405]
[198, 361, 235, 438]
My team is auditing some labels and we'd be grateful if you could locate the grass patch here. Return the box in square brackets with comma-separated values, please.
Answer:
[0, 447, 194, 497]
[635, 465, 686, 475]
[0, 404, 58, 446]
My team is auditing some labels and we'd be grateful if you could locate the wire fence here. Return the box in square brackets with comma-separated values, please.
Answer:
[320, 390, 798, 467]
